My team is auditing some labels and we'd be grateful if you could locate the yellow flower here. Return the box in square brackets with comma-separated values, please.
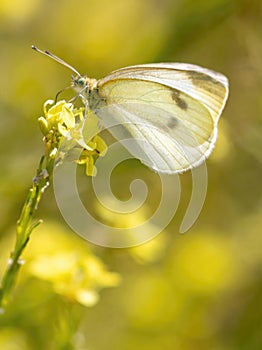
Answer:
[27, 225, 121, 307]
[29, 252, 121, 306]
[40, 100, 81, 139]
[38, 100, 107, 176]
[78, 134, 107, 176]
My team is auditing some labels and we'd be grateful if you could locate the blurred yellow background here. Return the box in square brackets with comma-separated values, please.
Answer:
[1, 0, 262, 349]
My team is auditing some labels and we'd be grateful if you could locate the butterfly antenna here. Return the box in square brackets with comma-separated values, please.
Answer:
[31, 45, 81, 77]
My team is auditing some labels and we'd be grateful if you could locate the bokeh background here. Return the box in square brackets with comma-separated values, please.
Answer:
[1, 0, 262, 349]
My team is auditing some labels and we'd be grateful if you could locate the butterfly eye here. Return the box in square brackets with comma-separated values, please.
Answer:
[77, 77, 87, 88]
[72, 76, 88, 93]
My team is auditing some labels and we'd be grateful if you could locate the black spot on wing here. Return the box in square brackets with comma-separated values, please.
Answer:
[167, 117, 178, 129]
[186, 71, 223, 95]
[171, 90, 188, 110]
[188, 71, 219, 84]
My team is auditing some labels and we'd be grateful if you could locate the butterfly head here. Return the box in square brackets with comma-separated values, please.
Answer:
[72, 75, 98, 93]
[72, 75, 88, 92]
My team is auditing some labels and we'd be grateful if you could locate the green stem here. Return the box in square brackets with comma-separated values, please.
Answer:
[0, 155, 53, 309]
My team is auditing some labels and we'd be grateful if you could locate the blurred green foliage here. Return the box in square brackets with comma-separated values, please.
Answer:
[0, 0, 262, 349]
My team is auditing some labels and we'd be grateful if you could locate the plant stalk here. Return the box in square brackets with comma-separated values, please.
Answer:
[0, 155, 53, 309]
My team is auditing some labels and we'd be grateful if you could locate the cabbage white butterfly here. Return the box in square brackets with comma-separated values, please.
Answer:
[32, 45, 229, 174]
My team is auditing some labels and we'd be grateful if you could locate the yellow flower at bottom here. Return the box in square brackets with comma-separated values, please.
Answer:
[29, 251, 120, 307]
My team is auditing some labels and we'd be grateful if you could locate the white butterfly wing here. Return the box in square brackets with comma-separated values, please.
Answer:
[93, 63, 228, 173]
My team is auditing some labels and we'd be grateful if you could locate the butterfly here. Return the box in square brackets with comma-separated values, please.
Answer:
[32, 45, 229, 174]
